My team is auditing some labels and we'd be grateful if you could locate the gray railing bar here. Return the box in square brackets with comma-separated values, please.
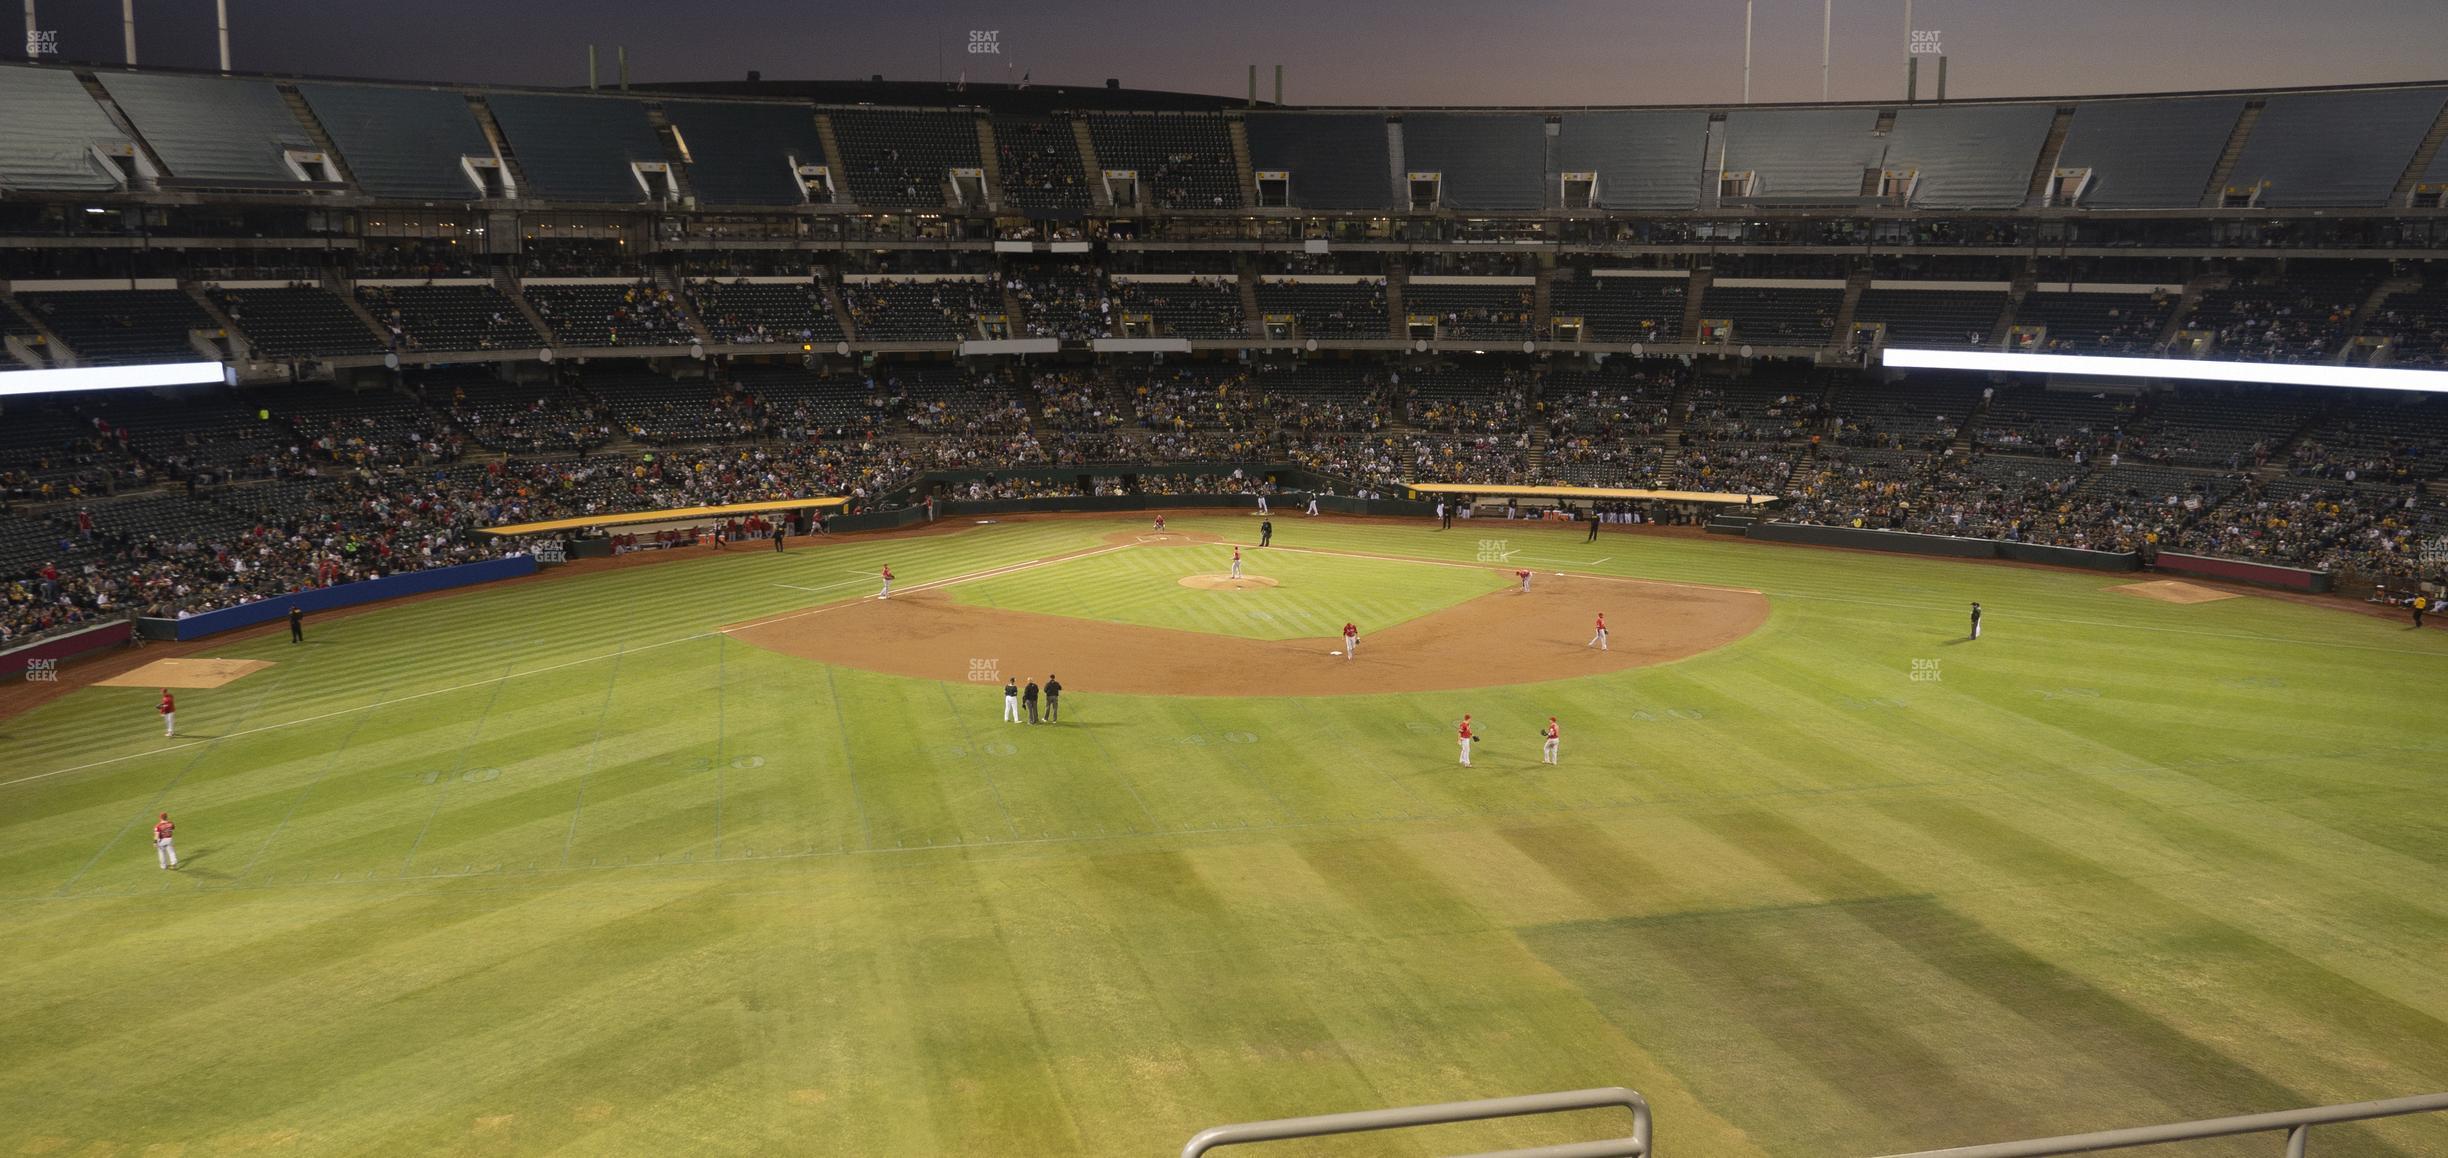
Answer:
[1873, 1092, 2448, 1158]
[1182, 1087, 1651, 1158]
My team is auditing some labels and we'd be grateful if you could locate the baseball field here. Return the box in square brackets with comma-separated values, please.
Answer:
[2, 512, 2444, 1157]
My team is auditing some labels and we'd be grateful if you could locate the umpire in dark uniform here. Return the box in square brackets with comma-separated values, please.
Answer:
[289, 604, 305, 644]
[1043, 674, 1062, 722]
[1585, 506, 1601, 542]
[771, 524, 786, 552]
[1022, 677, 1041, 724]
[1259, 519, 1273, 548]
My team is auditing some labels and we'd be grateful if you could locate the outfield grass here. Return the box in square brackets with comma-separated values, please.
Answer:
[3, 513, 2445, 1157]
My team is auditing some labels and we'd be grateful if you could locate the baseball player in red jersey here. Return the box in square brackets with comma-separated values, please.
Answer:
[879, 565, 894, 600]
[1457, 715, 1476, 767]
[153, 812, 178, 869]
[1342, 621, 1358, 660]
[158, 689, 175, 737]
[1515, 567, 1532, 593]
[1542, 716, 1561, 764]
[1152, 513, 1166, 533]
[1229, 546, 1243, 579]
[1588, 612, 1609, 651]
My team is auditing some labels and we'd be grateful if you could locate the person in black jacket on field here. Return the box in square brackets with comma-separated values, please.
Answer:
[1043, 674, 1062, 722]
[1022, 678, 1041, 724]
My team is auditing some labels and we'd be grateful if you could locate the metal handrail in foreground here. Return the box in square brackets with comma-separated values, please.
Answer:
[1872, 1092, 2448, 1158]
[1181, 1087, 1651, 1158]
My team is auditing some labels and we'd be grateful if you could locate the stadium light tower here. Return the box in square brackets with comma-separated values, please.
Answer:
[1821, 0, 1832, 102]
[217, 0, 230, 72]
[1742, 0, 1752, 104]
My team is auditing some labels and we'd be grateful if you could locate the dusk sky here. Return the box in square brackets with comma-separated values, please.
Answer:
[30, 0, 2448, 106]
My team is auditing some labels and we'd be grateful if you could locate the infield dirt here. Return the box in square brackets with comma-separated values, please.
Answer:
[729, 568, 1767, 696]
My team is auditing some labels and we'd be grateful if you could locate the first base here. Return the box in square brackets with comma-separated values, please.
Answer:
[1329, 650, 1343, 656]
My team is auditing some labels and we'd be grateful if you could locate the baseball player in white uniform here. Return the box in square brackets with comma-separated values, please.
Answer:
[1229, 547, 1243, 579]
[1342, 621, 1358, 660]
[1588, 612, 1609, 650]
[1542, 717, 1561, 765]
[1002, 677, 1021, 723]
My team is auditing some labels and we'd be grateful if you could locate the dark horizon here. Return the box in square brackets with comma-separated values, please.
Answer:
[19, 0, 2448, 107]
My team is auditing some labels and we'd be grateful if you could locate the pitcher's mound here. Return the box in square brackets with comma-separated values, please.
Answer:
[2112, 579, 2241, 604]
[1181, 574, 1279, 591]
[98, 657, 275, 688]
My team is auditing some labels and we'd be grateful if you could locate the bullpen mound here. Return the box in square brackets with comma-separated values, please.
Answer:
[728, 572, 1766, 696]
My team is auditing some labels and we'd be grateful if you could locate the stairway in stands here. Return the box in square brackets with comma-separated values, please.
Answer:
[812, 114, 856, 208]
[1384, 257, 1409, 340]
[2200, 101, 2264, 208]
[2023, 107, 2076, 206]
[1070, 118, 1110, 210]
[974, 118, 1003, 211]
[1227, 121, 1258, 207]
[641, 105, 699, 205]
[1236, 258, 1264, 341]
[277, 85, 359, 190]
[466, 97, 533, 196]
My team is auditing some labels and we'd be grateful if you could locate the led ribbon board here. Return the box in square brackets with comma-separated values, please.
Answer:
[1880, 348, 2448, 394]
[0, 361, 226, 397]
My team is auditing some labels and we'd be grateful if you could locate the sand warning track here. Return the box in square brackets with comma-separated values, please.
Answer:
[729, 570, 1766, 696]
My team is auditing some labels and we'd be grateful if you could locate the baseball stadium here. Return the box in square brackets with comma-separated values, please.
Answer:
[2, 4, 2448, 1155]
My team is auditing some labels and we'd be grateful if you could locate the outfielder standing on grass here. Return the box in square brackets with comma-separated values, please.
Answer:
[1342, 620, 1358, 660]
[1543, 717, 1561, 765]
[158, 689, 175, 737]
[153, 812, 177, 869]
[289, 604, 305, 644]
[1588, 612, 1609, 651]
[1457, 715, 1476, 767]
[1969, 602, 1983, 640]
[879, 565, 894, 600]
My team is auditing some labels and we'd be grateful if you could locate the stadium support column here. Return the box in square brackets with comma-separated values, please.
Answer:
[1936, 55, 1948, 101]
[215, 0, 229, 71]
[1742, 1, 1752, 104]
[120, 0, 133, 64]
[25, 0, 37, 60]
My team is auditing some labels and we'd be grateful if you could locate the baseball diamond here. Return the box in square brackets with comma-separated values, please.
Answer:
[2, 511, 2445, 1157]
[6, 16, 2448, 1155]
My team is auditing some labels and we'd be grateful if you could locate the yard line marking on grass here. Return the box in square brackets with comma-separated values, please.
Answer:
[0, 628, 720, 793]
[399, 665, 512, 875]
[238, 670, 407, 880]
[821, 664, 875, 851]
[936, 683, 1021, 839]
[721, 543, 1131, 634]
[711, 634, 728, 859]
[52, 662, 299, 896]
[560, 641, 625, 868]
